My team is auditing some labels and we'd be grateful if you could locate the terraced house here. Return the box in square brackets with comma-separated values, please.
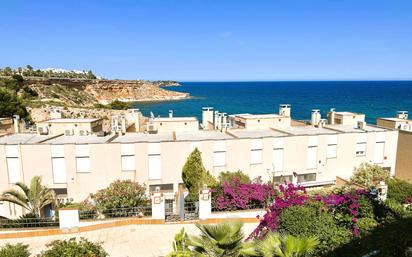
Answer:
[0, 105, 399, 218]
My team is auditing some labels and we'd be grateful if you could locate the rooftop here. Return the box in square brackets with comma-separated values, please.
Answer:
[227, 128, 287, 139]
[175, 131, 233, 141]
[153, 117, 198, 122]
[233, 113, 284, 119]
[39, 118, 101, 123]
[377, 117, 411, 122]
[335, 111, 364, 116]
[326, 124, 387, 133]
[112, 133, 174, 143]
[0, 134, 58, 144]
[43, 134, 115, 144]
[277, 126, 338, 136]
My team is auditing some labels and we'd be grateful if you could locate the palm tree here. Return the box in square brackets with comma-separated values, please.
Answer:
[0, 176, 55, 217]
[188, 222, 258, 257]
[256, 232, 319, 257]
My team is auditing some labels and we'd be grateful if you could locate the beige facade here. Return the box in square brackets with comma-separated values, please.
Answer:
[37, 118, 104, 136]
[148, 117, 199, 133]
[395, 130, 412, 182]
[328, 110, 365, 126]
[0, 122, 398, 218]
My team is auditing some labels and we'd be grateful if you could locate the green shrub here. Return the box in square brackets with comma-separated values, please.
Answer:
[90, 180, 148, 217]
[350, 163, 390, 189]
[0, 243, 30, 257]
[218, 171, 251, 185]
[39, 238, 107, 257]
[182, 148, 217, 200]
[278, 202, 351, 255]
[387, 178, 412, 204]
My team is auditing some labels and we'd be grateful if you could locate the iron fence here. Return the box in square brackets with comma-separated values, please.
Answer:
[0, 217, 58, 229]
[78, 205, 152, 221]
[211, 201, 267, 212]
[165, 200, 199, 222]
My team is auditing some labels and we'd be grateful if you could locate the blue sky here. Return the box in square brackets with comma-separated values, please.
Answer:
[1, 0, 411, 81]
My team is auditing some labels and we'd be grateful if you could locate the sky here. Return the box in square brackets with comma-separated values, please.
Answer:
[0, 0, 412, 81]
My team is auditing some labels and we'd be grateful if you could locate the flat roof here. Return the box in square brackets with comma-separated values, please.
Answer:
[0, 134, 58, 144]
[335, 111, 364, 116]
[277, 126, 338, 136]
[40, 118, 101, 123]
[153, 117, 198, 122]
[112, 133, 174, 143]
[326, 124, 387, 133]
[175, 131, 233, 141]
[377, 117, 411, 122]
[43, 134, 114, 144]
[234, 113, 283, 119]
[227, 128, 288, 138]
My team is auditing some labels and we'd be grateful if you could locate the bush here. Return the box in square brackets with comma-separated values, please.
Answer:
[350, 163, 390, 189]
[212, 177, 277, 211]
[90, 180, 148, 217]
[0, 87, 29, 120]
[387, 178, 412, 205]
[0, 243, 30, 257]
[278, 202, 351, 255]
[182, 148, 217, 200]
[217, 171, 251, 185]
[39, 238, 107, 257]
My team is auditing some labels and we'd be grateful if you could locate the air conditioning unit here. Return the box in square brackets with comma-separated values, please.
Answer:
[79, 130, 85, 136]
[146, 124, 158, 133]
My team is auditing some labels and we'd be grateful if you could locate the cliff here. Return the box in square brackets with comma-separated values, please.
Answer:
[24, 78, 189, 106]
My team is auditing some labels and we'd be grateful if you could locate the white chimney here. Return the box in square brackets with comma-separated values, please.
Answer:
[213, 111, 219, 129]
[279, 104, 291, 117]
[13, 115, 20, 133]
[311, 109, 321, 126]
[328, 108, 336, 125]
[397, 111, 408, 120]
[121, 117, 126, 134]
[202, 107, 214, 130]
[168, 110, 173, 118]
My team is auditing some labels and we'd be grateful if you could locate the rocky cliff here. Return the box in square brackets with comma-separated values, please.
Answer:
[25, 78, 189, 106]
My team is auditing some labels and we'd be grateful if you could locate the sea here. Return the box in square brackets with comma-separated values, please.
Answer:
[131, 81, 412, 124]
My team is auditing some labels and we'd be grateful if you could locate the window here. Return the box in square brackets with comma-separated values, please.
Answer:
[148, 143, 161, 180]
[250, 139, 262, 164]
[373, 142, 385, 164]
[5, 145, 20, 183]
[307, 136, 318, 169]
[273, 149, 283, 172]
[213, 141, 226, 167]
[121, 144, 135, 171]
[0, 202, 4, 216]
[149, 184, 174, 193]
[273, 175, 292, 184]
[298, 173, 316, 183]
[75, 144, 90, 173]
[356, 134, 367, 156]
[327, 135, 337, 159]
[51, 145, 67, 183]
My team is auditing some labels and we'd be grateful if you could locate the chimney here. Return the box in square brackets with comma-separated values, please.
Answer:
[397, 111, 408, 120]
[311, 109, 321, 127]
[121, 117, 126, 134]
[168, 110, 173, 118]
[13, 115, 20, 133]
[202, 107, 214, 130]
[213, 111, 219, 129]
[328, 108, 336, 125]
[279, 104, 291, 117]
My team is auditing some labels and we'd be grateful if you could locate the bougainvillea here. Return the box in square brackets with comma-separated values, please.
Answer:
[212, 177, 277, 211]
[249, 183, 369, 239]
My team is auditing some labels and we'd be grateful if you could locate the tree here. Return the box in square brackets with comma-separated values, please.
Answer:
[0, 176, 55, 217]
[90, 180, 148, 217]
[256, 233, 318, 257]
[182, 148, 216, 200]
[0, 87, 29, 119]
[350, 163, 390, 189]
[188, 222, 256, 257]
